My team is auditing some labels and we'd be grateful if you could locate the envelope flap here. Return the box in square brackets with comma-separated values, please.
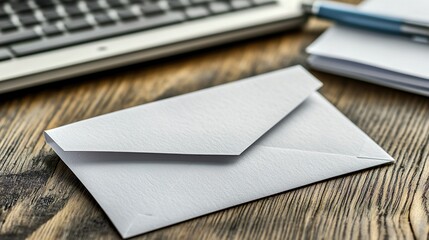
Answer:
[46, 66, 322, 155]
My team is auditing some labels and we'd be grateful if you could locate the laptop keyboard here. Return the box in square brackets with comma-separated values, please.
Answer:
[0, 0, 277, 61]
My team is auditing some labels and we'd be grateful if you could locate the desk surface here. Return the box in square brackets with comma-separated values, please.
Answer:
[1, 15, 429, 239]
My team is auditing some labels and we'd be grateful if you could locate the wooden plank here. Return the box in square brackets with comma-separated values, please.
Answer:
[1, 14, 428, 240]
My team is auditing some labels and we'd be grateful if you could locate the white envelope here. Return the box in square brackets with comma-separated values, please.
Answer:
[45, 66, 393, 238]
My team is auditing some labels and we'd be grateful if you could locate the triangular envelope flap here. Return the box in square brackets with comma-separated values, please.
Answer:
[46, 66, 322, 155]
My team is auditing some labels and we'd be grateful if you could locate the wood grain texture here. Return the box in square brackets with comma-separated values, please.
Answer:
[1, 12, 429, 240]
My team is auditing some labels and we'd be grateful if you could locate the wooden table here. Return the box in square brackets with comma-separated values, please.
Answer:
[1, 15, 428, 239]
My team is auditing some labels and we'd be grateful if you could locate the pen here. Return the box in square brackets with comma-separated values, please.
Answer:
[302, 1, 429, 38]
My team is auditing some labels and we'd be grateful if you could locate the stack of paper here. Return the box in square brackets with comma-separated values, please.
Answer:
[45, 66, 393, 238]
[306, 0, 429, 96]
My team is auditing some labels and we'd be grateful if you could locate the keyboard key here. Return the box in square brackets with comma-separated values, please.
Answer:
[167, 0, 189, 9]
[116, 8, 137, 20]
[64, 18, 92, 31]
[106, 0, 124, 7]
[0, 18, 17, 31]
[41, 24, 62, 36]
[252, 0, 276, 5]
[86, 1, 104, 12]
[0, 30, 40, 46]
[191, 0, 212, 4]
[18, 13, 40, 26]
[35, 0, 56, 7]
[12, 12, 185, 56]
[64, 3, 84, 16]
[208, 1, 230, 14]
[185, 6, 209, 19]
[42, 8, 62, 21]
[0, 48, 11, 61]
[10, 2, 33, 13]
[231, 0, 252, 9]
[141, 4, 163, 15]
[93, 12, 115, 25]
[0, 6, 7, 17]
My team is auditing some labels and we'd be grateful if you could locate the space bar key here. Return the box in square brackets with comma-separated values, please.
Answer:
[11, 12, 185, 57]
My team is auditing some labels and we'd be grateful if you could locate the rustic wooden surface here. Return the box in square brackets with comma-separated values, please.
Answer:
[1, 14, 429, 240]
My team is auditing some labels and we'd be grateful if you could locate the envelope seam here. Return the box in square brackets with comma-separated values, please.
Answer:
[356, 156, 394, 162]
[257, 145, 393, 162]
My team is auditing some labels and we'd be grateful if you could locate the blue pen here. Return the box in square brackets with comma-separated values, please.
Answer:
[302, 1, 429, 38]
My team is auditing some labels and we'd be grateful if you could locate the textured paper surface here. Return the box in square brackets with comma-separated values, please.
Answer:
[45, 66, 393, 238]
[47, 66, 321, 155]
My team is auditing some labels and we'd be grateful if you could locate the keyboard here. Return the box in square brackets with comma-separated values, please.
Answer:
[0, 0, 278, 60]
[0, 0, 304, 93]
